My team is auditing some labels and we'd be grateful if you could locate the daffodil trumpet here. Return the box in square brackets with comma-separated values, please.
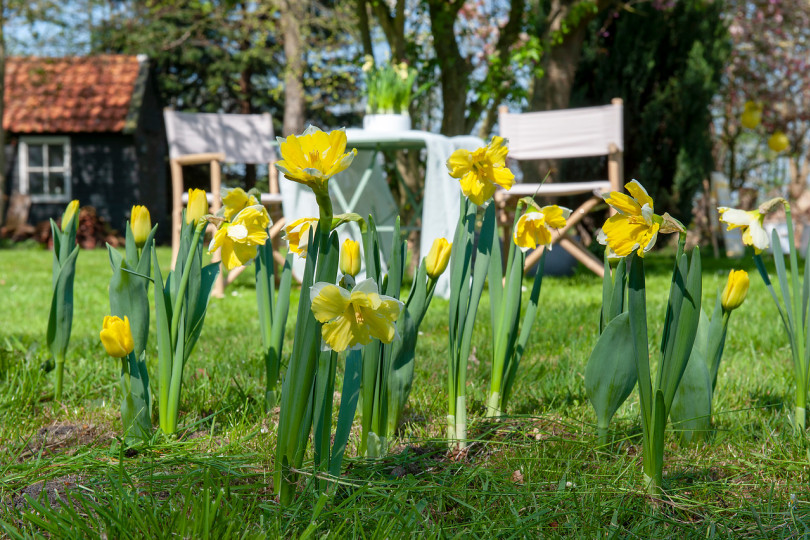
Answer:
[486, 199, 559, 418]
[47, 200, 81, 400]
[152, 208, 220, 435]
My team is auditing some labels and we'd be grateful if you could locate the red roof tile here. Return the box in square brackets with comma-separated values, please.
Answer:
[4, 55, 143, 134]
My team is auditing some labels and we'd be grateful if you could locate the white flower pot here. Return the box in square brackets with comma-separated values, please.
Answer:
[363, 113, 411, 132]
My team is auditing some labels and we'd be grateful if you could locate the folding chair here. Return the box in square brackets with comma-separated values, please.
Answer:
[164, 110, 286, 296]
[496, 98, 624, 276]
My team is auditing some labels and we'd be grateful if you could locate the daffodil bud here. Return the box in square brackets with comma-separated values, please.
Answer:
[768, 131, 790, 153]
[61, 200, 79, 232]
[100, 315, 135, 358]
[186, 188, 208, 224]
[721, 269, 749, 312]
[130, 205, 151, 248]
[340, 239, 361, 277]
[425, 238, 452, 279]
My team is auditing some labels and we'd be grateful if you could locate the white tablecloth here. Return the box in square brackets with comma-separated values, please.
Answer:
[280, 129, 484, 298]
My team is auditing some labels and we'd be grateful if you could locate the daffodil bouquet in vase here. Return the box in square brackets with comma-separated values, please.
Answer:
[362, 56, 416, 131]
[593, 180, 701, 496]
[445, 136, 516, 448]
[718, 197, 810, 430]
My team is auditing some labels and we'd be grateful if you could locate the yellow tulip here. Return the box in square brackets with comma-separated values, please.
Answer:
[100, 315, 134, 358]
[221, 187, 260, 221]
[721, 269, 749, 312]
[208, 205, 270, 270]
[340, 239, 361, 277]
[598, 180, 683, 258]
[310, 279, 403, 352]
[284, 217, 319, 258]
[275, 126, 357, 196]
[513, 205, 570, 252]
[425, 237, 452, 279]
[130, 205, 151, 248]
[61, 200, 79, 232]
[186, 188, 209, 224]
[741, 101, 762, 130]
[447, 136, 515, 206]
[768, 131, 789, 153]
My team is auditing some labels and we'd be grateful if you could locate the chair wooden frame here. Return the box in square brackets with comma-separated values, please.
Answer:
[496, 98, 624, 277]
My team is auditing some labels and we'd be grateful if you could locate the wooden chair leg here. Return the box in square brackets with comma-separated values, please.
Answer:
[559, 237, 604, 277]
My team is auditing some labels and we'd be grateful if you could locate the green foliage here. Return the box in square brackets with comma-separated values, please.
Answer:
[571, 0, 730, 222]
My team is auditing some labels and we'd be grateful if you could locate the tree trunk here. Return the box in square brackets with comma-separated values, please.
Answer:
[427, 0, 470, 136]
[0, 3, 6, 226]
[281, 0, 305, 136]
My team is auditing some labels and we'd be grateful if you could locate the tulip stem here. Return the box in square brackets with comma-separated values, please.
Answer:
[54, 355, 65, 401]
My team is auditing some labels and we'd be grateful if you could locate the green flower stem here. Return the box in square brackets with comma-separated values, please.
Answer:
[784, 204, 807, 431]
[164, 220, 205, 434]
[54, 354, 65, 401]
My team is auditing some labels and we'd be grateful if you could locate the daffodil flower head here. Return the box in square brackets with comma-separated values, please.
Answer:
[768, 131, 790, 153]
[284, 217, 319, 258]
[447, 136, 515, 206]
[598, 180, 682, 258]
[208, 205, 270, 270]
[513, 204, 571, 252]
[310, 278, 404, 352]
[221, 187, 260, 221]
[275, 126, 357, 196]
[717, 206, 769, 253]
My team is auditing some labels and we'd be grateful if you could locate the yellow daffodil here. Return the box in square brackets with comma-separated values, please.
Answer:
[100, 315, 134, 358]
[130, 205, 151, 248]
[208, 205, 270, 270]
[186, 188, 209, 224]
[275, 126, 357, 195]
[284, 217, 319, 258]
[598, 180, 683, 258]
[340, 239, 361, 277]
[721, 269, 749, 312]
[741, 101, 762, 130]
[513, 205, 571, 252]
[768, 131, 790, 153]
[310, 278, 404, 352]
[425, 237, 452, 279]
[718, 206, 769, 253]
[362, 55, 374, 73]
[61, 200, 79, 232]
[221, 187, 260, 221]
[447, 136, 515, 206]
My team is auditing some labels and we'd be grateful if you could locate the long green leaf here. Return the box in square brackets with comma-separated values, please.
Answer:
[330, 350, 362, 477]
[46, 244, 80, 360]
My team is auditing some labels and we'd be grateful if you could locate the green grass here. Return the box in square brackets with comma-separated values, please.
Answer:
[0, 245, 809, 537]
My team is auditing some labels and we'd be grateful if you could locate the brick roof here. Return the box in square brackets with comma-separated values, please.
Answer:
[4, 55, 145, 134]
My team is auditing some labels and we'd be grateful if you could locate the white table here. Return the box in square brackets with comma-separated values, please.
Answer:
[280, 128, 484, 298]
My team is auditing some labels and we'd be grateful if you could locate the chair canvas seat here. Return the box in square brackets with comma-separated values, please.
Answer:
[498, 99, 624, 277]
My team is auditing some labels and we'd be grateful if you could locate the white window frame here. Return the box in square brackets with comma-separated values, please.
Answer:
[19, 136, 72, 203]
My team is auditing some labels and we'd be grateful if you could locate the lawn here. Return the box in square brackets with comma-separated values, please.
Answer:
[0, 244, 808, 537]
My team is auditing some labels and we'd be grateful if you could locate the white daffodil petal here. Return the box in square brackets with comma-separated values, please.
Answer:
[719, 208, 754, 227]
[749, 222, 770, 250]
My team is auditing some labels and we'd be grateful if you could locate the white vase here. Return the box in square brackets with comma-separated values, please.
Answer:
[362, 113, 411, 132]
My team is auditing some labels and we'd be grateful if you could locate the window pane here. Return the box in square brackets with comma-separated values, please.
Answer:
[48, 145, 65, 168]
[50, 172, 65, 195]
[28, 145, 43, 168]
[29, 172, 45, 194]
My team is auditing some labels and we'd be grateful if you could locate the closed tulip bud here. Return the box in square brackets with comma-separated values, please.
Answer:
[130, 205, 151, 248]
[721, 269, 749, 312]
[425, 237, 452, 279]
[768, 131, 790, 153]
[100, 316, 134, 358]
[741, 101, 762, 130]
[186, 188, 208, 224]
[61, 200, 79, 232]
[340, 239, 361, 277]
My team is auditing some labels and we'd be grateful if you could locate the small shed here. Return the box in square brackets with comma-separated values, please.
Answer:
[3, 54, 167, 235]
